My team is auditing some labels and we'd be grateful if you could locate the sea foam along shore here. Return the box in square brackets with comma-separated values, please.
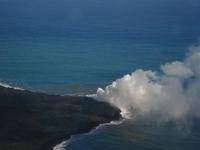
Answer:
[52, 94, 124, 150]
[0, 82, 24, 90]
[53, 119, 124, 150]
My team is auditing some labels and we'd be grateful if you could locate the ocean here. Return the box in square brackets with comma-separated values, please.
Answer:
[54, 119, 200, 150]
[1, 0, 200, 149]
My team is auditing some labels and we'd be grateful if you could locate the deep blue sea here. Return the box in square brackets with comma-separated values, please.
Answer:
[1, 0, 200, 150]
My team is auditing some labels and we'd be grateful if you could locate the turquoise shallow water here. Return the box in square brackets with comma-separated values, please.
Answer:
[0, 36, 190, 94]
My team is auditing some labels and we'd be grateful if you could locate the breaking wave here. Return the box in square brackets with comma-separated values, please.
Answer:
[0, 82, 24, 90]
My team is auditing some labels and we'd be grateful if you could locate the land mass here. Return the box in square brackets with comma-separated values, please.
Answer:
[0, 86, 121, 150]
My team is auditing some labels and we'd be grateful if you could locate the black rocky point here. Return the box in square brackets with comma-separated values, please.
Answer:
[0, 86, 121, 150]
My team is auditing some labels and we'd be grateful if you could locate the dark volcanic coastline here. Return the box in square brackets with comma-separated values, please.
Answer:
[0, 85, 121, 150]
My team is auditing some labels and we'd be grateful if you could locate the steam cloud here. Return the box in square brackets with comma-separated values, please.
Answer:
[96, 45, 200, 121]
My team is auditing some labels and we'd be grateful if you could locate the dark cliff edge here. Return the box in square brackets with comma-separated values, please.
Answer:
[0, 86, 121, 150]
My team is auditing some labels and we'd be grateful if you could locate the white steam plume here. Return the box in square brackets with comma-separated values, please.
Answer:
[96, 44, 200, 121]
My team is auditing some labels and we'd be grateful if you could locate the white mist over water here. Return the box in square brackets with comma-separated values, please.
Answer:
[96, 44, 200, 121]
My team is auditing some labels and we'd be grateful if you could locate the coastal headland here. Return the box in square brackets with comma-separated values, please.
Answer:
[0, 85, 121, 150]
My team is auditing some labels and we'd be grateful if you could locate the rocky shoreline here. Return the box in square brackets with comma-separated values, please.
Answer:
[0, 86, 121, 150]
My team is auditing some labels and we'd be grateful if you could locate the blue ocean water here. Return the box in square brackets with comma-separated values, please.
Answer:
[1, 0, 200, 95]
[1, 0, 200, 150]
[0, 36, 190, 94]
[60, 119, 200, 150]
